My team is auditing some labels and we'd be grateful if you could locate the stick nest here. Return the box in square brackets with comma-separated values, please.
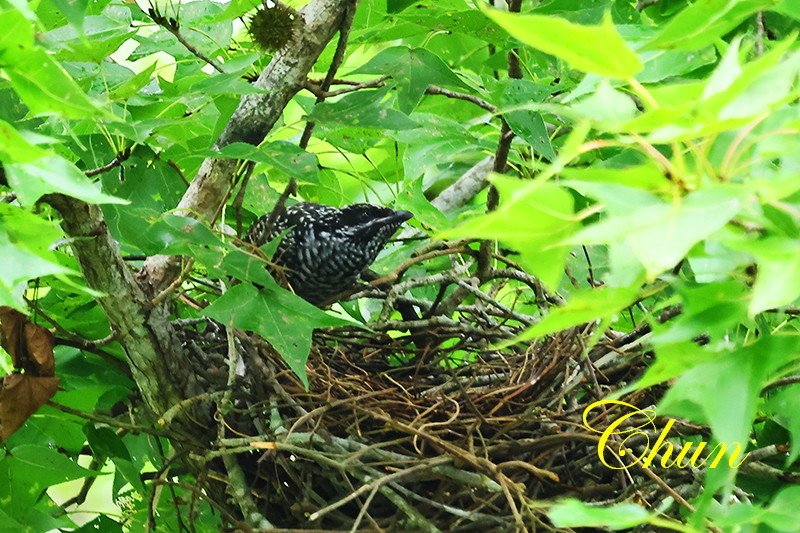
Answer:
[178, 242, 703, 532]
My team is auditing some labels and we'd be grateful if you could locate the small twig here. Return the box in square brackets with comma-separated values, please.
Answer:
[84, 147, 132, 177]
[424, 85, 497, 113]
[146, 5, 226, 73]
[478, 0, 522, 284]
[299, 1, 357, 148]
[55, 458, 102, 513]
[157, 391, 226, 427]
[308, 457, 450, 522]
[755, 12, 766, 57]
[303, 75, 389, 98]
[763, 374, 800, 392]
[636, 0, 661, 9]
[233, 162, 255, 236]
[166, 159, 191, 187]
[48, 401, 170, 437]
[149, 258, 195, 307]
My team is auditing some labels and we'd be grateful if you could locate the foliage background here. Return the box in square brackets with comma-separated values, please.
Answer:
[0, 0, 799, 531]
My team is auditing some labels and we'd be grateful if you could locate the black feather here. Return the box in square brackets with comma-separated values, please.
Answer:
[246, 203, 413, 305]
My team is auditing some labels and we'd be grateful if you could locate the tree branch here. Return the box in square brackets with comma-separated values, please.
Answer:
[138, 0, 356, 295]
[43, 195, 190, 414]
[299, 1, 357, 148]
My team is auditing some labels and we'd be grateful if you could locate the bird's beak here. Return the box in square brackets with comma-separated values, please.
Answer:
[389, 210, 414, 224]
[356, 210, 413, 234]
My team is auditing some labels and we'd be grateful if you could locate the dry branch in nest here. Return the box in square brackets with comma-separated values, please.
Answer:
[175, 244, 705, 532]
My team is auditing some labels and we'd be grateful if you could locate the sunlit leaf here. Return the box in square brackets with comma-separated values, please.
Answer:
[481, 8, 642, 78]
[549, 499, 652, 530]
[647, 0, 779, 51]
[203, 283, 349, 388]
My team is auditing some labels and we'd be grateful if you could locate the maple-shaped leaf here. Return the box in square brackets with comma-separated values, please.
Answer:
[353, 46, 470, 113]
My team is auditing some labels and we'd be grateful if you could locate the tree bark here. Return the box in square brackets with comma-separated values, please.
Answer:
[138, 0, 354, 296]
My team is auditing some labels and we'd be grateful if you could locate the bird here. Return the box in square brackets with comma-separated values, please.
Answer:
[246, 202, 413, 305]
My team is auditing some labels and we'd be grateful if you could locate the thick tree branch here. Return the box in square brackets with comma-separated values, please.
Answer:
[43, 195, 190, 414]
[139, 0, 355, 295]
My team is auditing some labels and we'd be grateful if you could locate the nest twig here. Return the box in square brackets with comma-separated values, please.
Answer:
[174, 243, 707, 531]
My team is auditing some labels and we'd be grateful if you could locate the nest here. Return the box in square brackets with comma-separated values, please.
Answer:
[177, 243, 704, 531]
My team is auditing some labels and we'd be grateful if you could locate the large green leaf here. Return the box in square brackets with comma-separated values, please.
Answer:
[307, 89, 419, 130]
[647, 0, 779, 51]
[203, 283, 350, 387]
[353, 46, 470, 113]
[498, 79, 556, 160]
[481, 8, 642, 78]
[0, 9, 106, 119]
[216, 142, 320, 184]
[570, 186, 742, 278]
[659, 336, 800, 449]
[438, 176, 578, 289]
[0, 242, 69, 310]
[549, 499, 652, 530]
[7, 444, 101, 488]
[512, 286, 639, 343]
[766, 385, 800, 465]
[0, 121, 125, 205]
[731, 237, 800, 316]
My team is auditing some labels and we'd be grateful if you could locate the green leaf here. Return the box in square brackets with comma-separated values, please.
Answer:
[0, 120, 126, 205]
[307, 89, 419, 130]
[108, 63, 157, 101]
[395, 177, 450, 232]
[1, 44, 105, 119]
[637, 47, 717, 83]
[561, 162, 669, 192]
[731, 237, 800, 316]
[549, 499, 652, 530]
[571, 187, 742, 278]
[649, 281, 749, 346]
[765, 385, 800, 465]
[353, 46, 470, 113]
[202, 284, 349, 388]
[85, 425, 145, 495]
[659, 336, 800, 447]
[438, 177, 577, 289]
[49, 0, 89, 31]
[775, 0, 800, 18]
[512, 286, 639, 343]
[480, 8, 642, 78]
[73, 516, 124, 533]
[45, 14, 134, 63]
[765, 484, 800, 530]
[7, 445, 101, 489]
[647, 0, 779, 51]
[216, 142, 320, 184]
[499, 79, 556, 160]
[0, 232, 73, 310]
[570, 81, 638, 129]
[0, 8, 33, 52]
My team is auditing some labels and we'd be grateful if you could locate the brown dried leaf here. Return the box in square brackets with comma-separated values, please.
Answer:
[0, 306, 26, 365]
[0, 306, 56, 376]
[24, 323, 55, 376]
[0, 373, 59, 441]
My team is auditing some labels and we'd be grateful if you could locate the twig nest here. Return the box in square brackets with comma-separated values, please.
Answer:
[247, 3, 300, 52]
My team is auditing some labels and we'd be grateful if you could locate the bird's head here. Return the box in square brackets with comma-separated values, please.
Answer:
[336, 204, 413, 244]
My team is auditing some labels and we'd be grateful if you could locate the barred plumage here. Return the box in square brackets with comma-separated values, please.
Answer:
[246, 203, 413, 305]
